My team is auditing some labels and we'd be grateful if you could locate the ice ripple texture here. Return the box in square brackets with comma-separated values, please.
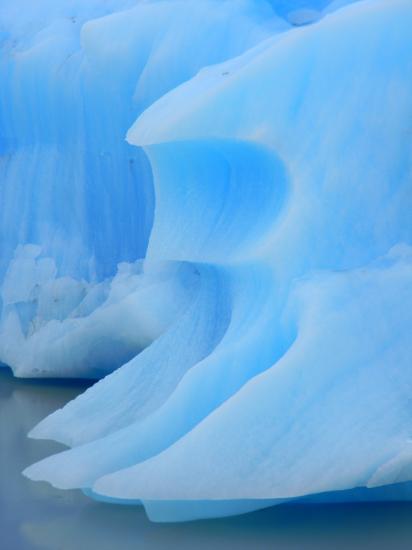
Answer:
[1, 0, 412, 521]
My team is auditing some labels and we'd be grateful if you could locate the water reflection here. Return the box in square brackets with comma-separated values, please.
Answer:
[1, 368, 412, 550]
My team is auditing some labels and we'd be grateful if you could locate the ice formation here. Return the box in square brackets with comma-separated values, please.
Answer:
[1, 0, 411, 522]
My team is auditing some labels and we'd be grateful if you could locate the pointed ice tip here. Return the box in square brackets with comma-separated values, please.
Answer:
[22, 463, 40, 481]
[27, 409, 67, 442]
[22, 458, 74, 490]
[28, 421, 48, 440]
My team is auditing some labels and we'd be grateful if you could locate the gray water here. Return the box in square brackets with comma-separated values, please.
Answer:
[1, 368, 412, 550]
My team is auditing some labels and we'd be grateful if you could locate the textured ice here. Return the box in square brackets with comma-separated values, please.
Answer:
[1, 0, 411, 522]
[0, 0, 282, 377]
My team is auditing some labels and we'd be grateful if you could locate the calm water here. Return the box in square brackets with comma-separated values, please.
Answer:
[1, 368, 412, 550]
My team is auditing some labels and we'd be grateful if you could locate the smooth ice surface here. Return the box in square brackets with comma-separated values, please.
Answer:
[1, 0, 411, 523]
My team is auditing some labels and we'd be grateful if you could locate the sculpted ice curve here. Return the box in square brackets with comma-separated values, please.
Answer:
[25, 138, 295, 487]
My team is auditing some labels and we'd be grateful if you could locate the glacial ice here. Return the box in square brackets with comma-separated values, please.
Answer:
[1, 0, 411, 522]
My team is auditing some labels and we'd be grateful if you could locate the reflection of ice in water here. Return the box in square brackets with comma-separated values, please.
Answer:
[1, 367, 412, 550]
[0, 368, 94, 549]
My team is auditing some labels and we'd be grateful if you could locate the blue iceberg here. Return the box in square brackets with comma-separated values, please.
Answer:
[1, 0, 411, 522]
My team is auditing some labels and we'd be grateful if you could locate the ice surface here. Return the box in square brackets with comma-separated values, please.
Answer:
[1, 0, 411, 522]
[0, 0, 282, 376]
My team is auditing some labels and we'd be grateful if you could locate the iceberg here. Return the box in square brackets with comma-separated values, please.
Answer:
[0, 0, 411, 522]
